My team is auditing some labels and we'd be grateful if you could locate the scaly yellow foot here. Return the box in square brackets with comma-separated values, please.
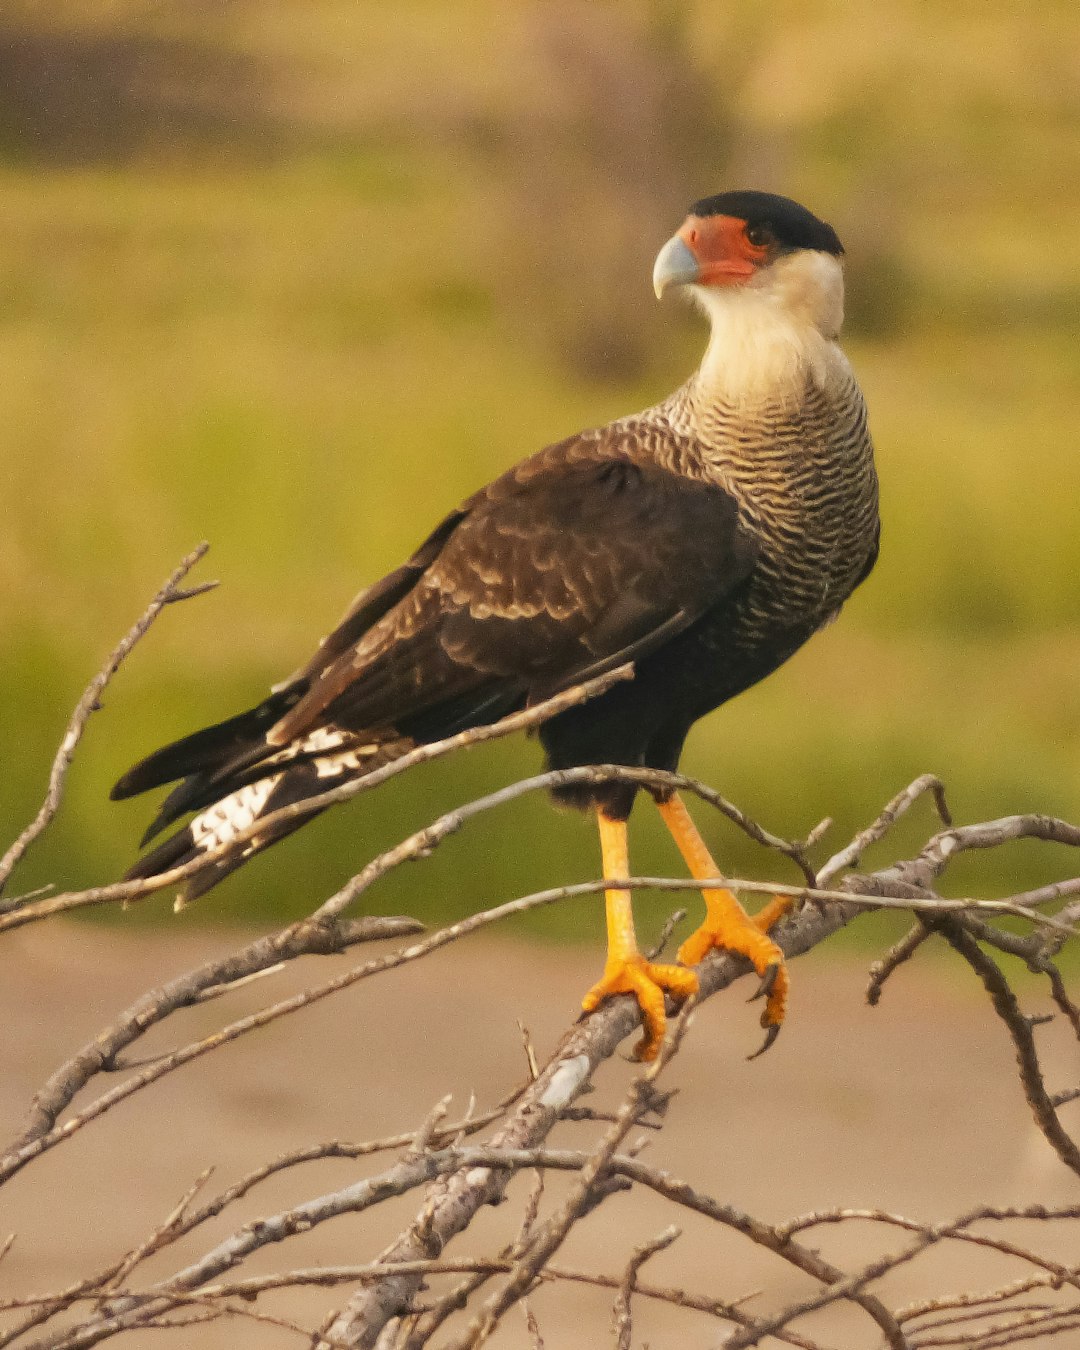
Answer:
[657, 796, 794, 1057]
[583, 810, 699, 1061]
[582, 952, 699, 1062]
[677, 891, 792, 1055]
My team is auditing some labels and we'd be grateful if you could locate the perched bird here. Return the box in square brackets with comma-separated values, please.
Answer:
[113, 190, 878, 1060]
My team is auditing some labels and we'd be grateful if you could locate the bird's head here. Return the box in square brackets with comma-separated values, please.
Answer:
[653, 191, 846, 340]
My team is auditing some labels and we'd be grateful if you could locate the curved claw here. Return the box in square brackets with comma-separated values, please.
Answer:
[747, 1021, 781, 1061]
[749, 961, 780, 1003]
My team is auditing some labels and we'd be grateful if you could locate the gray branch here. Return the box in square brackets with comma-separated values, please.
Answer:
[5, 556, 1080, 1350]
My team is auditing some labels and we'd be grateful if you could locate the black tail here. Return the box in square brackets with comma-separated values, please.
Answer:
[113, 689, 411, 905]
[113, 665, 524, 903]
[110, 686, 305, 803]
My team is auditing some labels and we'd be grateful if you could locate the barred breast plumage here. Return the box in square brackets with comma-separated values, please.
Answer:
[667, 351, 878, 649]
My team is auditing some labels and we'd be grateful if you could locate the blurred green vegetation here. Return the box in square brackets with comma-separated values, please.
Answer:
[2, 1, 1080, 942]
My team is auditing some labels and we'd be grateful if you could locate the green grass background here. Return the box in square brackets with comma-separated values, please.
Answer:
[2, 1, 1079, 941]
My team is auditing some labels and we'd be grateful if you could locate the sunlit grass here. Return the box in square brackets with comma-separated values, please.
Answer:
[2, 2, 1079, 937]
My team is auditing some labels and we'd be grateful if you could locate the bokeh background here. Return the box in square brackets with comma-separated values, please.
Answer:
[3, 0, 1080, 937]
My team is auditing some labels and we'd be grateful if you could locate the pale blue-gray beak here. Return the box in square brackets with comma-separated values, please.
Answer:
[652, 234, 701, 298]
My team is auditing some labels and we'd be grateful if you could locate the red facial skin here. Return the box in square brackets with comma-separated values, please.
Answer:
[678, 214, 769, 286]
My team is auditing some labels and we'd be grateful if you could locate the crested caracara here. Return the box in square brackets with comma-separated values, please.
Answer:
[113, 190, 879, 1060]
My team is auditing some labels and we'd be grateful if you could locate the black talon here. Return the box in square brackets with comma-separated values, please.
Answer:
[747, 1022, 781, 1060]
[749, 961, 780, 1003]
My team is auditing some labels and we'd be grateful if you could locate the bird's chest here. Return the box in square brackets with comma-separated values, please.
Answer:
[712, 413, 876, 642]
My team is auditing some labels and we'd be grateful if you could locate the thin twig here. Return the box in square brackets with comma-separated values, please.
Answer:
[933, 916, 1080, 1176]
[7, 575, 1080, 1350]
[0, 543, 213, 899]
[439, 1009, 697, 1350]
[817, 773, 951, 885]
[4, 915, 424, 1168]
[867, 921, 932, 1005]
[612, 1225, 680, 1350]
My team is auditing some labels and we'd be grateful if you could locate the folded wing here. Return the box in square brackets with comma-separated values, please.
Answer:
[113, 424, 758, 898]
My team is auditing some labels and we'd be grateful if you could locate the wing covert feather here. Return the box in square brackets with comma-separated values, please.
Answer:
[270, 430, 757, 743]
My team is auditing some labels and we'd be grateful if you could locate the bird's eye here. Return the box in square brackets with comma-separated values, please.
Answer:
[745, 223, 771, 248]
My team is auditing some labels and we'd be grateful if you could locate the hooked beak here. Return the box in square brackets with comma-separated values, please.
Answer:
[652, 234, 700, 299]
[653, 214, 762, 298]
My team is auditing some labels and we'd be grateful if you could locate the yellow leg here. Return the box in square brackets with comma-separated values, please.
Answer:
[656, 795, 792, 1053]
[581, 810, 698, 1061]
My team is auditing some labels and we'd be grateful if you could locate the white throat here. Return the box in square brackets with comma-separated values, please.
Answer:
[690, 251, 846, 404]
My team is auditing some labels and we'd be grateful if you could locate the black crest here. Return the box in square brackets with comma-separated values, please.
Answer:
[690, 190, 843, 257]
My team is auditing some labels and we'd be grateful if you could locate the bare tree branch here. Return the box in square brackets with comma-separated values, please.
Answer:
[0, 543, 215, 900]
[6, 565, 1080, 1349]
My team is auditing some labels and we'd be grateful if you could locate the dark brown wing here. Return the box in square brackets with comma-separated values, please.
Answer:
[113, 424, 759, 900]
[269, 428, 758, 745]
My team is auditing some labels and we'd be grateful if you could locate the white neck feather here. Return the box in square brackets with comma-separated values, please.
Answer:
[690, 251, 847, 405]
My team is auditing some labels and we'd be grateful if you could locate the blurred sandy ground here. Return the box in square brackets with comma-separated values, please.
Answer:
[2, 922, 1077, 1349]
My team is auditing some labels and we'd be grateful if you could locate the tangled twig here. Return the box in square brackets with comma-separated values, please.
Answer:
[4, 548, 1080, 1349]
